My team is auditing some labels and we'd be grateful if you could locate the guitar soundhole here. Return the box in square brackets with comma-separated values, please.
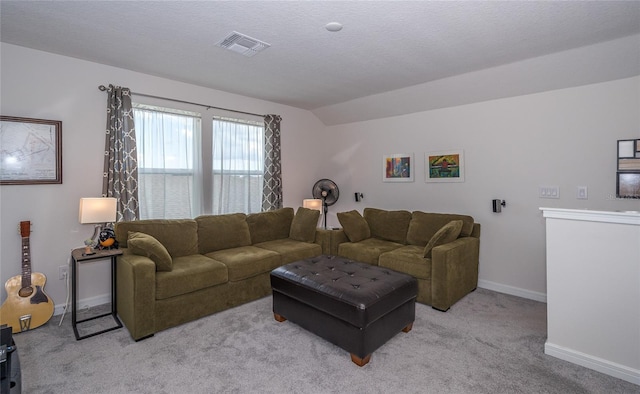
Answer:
[18, 286, 34, 298]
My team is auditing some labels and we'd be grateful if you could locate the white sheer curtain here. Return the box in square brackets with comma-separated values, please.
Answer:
[212, 116, 264, 214]
[134, 104, 203, 219]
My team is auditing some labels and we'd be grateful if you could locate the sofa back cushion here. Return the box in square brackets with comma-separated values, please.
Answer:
[197, 213, 251, 253]
[289, 207, 320, 242]
[115, 219, 199, 257]
[247, 207, 294, 244]
[337, 210, 371, 242]
[363, 208, 412, 244]
[407, 211, 475, 246]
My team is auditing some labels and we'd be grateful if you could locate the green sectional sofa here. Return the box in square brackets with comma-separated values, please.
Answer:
[113, 207, 324, 340]
[333, 208, 481, 311]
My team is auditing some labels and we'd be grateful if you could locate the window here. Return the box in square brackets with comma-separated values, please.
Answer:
[134, 104, 265, 219]
[212, 117, 264, 214]
[134, 104, 202, 219]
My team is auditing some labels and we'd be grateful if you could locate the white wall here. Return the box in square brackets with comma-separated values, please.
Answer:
[0, 43, 326, 311]
[319, 76, 640, 300]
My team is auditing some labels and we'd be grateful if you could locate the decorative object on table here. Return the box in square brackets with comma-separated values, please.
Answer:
[312, 179, 340, 229]
[98, 227, 118, 250]
[0, 116, 62, 185]
[79, 197, 117, 248]
[616, 139, 640, 199]
[0, 221, 54, 332]
[383, 153, 414, 182]
[83, 239, 95, 255]
[425, 149, 465, 183]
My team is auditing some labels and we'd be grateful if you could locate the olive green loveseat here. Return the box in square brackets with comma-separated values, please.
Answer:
[114, 207, 325, 340]
[332, 208, 481, 312]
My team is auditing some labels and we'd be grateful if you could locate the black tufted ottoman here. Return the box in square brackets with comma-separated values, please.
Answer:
[270, 255, 417, 366]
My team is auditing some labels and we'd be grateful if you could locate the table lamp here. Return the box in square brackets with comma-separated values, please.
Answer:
[303, 198, 323, 227]
[79, 197, 117, 248]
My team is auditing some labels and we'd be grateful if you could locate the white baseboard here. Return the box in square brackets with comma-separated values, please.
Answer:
[545, 342, 640, 386]
[53, 293, 111, 316]
[477, 279, 547, 303]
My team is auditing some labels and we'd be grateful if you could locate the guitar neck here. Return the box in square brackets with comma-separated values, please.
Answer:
[21, 236, 32, 288]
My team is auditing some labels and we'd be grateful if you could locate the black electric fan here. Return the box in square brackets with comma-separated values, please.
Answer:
[312, 179, 340, 229]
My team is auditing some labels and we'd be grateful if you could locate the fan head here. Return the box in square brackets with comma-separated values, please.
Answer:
[312, 179, 339, 206]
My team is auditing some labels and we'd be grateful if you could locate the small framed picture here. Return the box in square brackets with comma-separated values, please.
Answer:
[383, 153, 414, 182]
[426, 150, 464, 183]
[617, 172, 640, 199]
[0, 116, 62, 185]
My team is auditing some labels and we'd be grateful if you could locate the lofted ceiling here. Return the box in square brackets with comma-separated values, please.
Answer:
[1, 1, 639, 125]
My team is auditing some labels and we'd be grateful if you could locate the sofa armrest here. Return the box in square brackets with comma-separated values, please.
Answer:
[117, 249, 157, 340]
[431, 236, 480, 311]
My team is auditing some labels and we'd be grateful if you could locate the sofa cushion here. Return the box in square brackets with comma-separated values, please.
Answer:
[423, 220, 463, 258]
[205, 246, 281, 282]
[155, 254, 228, 300]
[363, 208, 412, 244]
[289, 207, 320, 242]
[247, 208, 294, 244]
[407, 212, 475, 246]
[379, 245, 432, 280]
[337, 238, 403, 265]
[337, 210, 370, 242]
[115, 219, 199, 257]
[127, 231, 173, 272]
[255, 238, 322, 264]
[196, 213, 251, 254]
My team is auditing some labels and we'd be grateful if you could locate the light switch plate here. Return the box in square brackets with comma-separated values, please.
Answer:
[539, 186, 560, 199]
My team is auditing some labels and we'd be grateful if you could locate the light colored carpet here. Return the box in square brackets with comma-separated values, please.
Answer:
[13, 288, 637, 393]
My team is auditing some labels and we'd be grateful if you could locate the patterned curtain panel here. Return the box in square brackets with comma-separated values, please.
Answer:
[262, 114, 283, 211]
[102, 84, 140, 221]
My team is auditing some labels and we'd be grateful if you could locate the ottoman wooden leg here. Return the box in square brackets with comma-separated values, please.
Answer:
[402, 322, 413, 333]
[274, 313, 287, 322]
[350, 353, 371, 367]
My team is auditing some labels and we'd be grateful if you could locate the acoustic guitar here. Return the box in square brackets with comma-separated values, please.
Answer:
[0, 221, 54, 332]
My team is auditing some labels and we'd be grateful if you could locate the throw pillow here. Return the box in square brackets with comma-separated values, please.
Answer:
[423, 220, 463, 258]
[337, 210, 371, 242]
[290, 207, 320, 242]
[128, 231, 173, 271]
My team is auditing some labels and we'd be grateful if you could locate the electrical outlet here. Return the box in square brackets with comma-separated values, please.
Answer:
[58, 265, 68, 280]
[577, 186, 588, 200]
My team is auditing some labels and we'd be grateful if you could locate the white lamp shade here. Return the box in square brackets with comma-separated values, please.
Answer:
[303, 199, 323, 211]
[79, 197, 117, 224]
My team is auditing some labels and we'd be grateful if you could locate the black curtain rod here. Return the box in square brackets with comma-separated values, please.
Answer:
[98, 85, 264, 118]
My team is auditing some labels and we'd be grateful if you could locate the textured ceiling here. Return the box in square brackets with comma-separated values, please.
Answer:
[1, 1, 639, 124]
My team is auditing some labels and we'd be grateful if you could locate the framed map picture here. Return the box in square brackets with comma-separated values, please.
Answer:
[0, 116, 62, 185]
[426, 150, 464, 183]
[383, 153, 414, 182]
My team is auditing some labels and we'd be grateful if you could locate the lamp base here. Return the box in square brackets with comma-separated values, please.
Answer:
[90, 224, 103, 249]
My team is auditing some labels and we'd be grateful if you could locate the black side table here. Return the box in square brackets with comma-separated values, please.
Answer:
[71, 248, 123, 340]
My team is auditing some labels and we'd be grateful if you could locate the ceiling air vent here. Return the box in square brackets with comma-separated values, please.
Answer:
[216, 31, 270, 57]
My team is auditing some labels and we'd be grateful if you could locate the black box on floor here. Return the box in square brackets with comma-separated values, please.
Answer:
[0, 325, 21, 393]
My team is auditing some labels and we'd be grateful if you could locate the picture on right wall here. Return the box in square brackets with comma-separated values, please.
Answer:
[425, 150, 465, 183]
[616, 139, 640, 198]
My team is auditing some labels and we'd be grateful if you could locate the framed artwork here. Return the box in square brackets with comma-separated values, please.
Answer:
[426, 150, 464, 183]
[616, 139, 640, 198]
[383, 153, 414, 182]
[0, 116, 62, 185]
[617, 172, 640, 199]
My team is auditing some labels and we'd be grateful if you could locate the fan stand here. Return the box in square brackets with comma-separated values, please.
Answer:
[321, 191, 329, 229]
